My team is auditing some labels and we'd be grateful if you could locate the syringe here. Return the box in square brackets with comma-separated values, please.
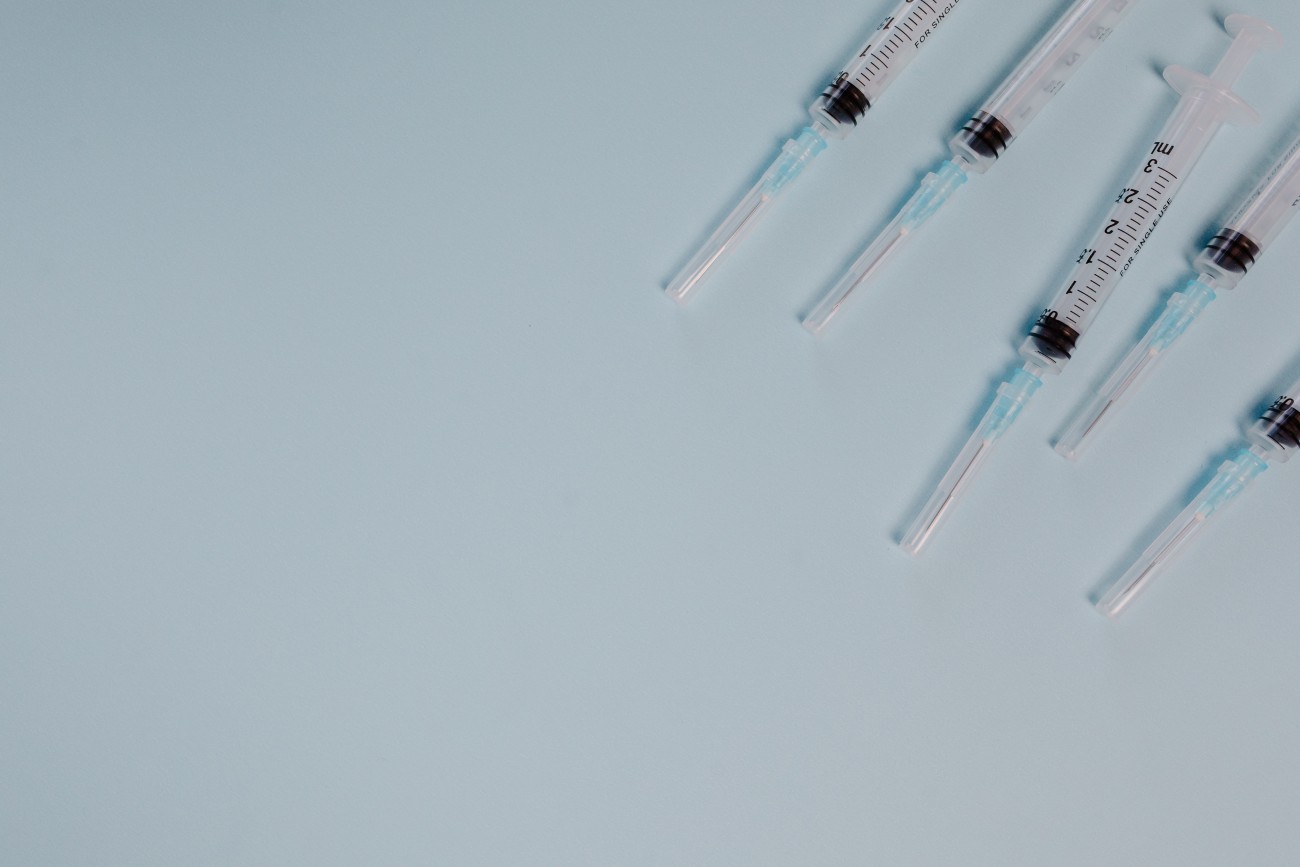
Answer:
[1056, 129, 1300, 460]
[665, 0, 968, 305]
[900, 14, 1279, 557]
[1096, 373, 1300, 618]
[804, 0, 1140, 335]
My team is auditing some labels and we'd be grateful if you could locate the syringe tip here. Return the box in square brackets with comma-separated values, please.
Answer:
[1054, 393, 1117, 462]
[899, 436, 992, 556]
[801, 313, 832, 337]
[1054, 442, 1081, 463]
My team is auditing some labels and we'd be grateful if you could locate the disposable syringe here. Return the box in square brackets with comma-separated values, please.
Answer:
[804, 0, 1140, 335]
[1056, 129, 1300, 459]
[666, 0, 968, 305]
[1097, 373, 1300, 618]
[900, 14, 1279, 556]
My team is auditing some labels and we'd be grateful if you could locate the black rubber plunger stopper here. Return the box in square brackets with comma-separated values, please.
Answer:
[956, 112, 1013, 160]
[1260, 401, 1300, 450]
[1028, 314, 1081, 362]
[1204, 230, 1262, 274]
[819, 79, 870, 127]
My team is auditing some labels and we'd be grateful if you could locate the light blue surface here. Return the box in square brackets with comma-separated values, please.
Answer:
[3, 0, 1300, 864]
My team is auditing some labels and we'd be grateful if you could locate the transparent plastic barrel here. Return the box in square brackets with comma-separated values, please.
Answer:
[812, 0, 966, 138]
[1195, 131, 1300, 287]
[1023, 29, 1271, 371]
[1023, 104, 1212, 368]
[1222, 133, 1300, 248]
[952, 0, 1138, 171]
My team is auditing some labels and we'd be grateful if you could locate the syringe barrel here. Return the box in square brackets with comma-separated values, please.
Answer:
[811, 0, 966, 138]
[951, 0, 1139, 173]
[1022, 99, 1215, 368]
[1021, 18, 1274, 370]
[1196, 132, 1300, 286]
[1248, 377, 1300, 460]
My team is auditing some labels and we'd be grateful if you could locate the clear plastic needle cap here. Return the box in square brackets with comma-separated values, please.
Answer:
[1055, 278, 1217, 460]
[666, 125, 827, 305]
[901, 365, 1043, 555]
[1096, 445, 1271, 618]
[803, 159, 968, 335]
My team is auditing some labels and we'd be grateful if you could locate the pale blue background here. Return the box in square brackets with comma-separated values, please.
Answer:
[3, 1, 1300, 864]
